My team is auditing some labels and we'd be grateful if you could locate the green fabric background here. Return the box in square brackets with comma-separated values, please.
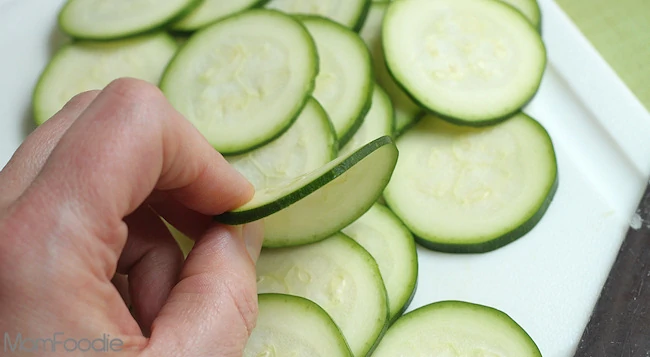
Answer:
[556, 0, 650, 111]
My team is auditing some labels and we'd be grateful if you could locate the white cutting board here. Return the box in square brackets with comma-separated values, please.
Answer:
[0, 0, 649, 356]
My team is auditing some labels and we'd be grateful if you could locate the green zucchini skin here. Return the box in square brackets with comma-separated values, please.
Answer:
[215, 136, 397, 225]
[413, 174, 558, 254]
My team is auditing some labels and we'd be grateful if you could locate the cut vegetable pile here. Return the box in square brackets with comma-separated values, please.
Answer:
[34, 0, 557, 354]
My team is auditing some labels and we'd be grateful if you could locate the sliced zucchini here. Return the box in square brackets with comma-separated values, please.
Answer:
[372, 301, 542, 357]
[33, 32, 177, 125]
[161, 10, 318, 154]
[359, 1, 422, 135]
[383, 0, 546, 124]
[256, 233, 389, 357]
[58, 0, 199, 40]
[226, 98, 337, 191]
[171, 0, 267, 32]
[301, 16, 373, 147]
[215, 136, 398, 247]
[500, 0, 542, 29]
[266, 0, 371, 30]
[339, 85, 393, 157]
[384, 113, 557, 253]
[244, 294, 353, 357]
[341, 203, 418, 322]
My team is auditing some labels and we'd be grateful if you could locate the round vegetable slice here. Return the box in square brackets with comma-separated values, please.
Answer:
[384, 113, 558, 253]
[301, 16, 373, 147]
[171, 0, 267, 32]
[383, 0, 546, 124]
[161, 9, 318, 154]
[339, 85, 393, 157]
[227, 98, 337, 191]
[32, 32, 177, 125]
[244, 294, 353, 357]
[266, 0, 371, 30]
[341, 203, 418, 322]
[372, 301, 542, 357]
[500, 0, 542, 30]
[215, 136, 398, 247]
[359, 1, 422, 136]
[58, 0, 199, 40]
[256, 233, 389, 357]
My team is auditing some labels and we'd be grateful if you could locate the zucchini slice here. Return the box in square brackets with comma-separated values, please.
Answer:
[301, 16, 373, 147]
[244, 294, 353, 357]
[372, 301, 542, 357]
[161, 10, 318, 155]
[215, 136, 398, 247]
[359, 1, 422, 136]
[383, 0, 546, 124]
[226, 98, 337, 191]
[256, 233, 389, 357]
[32, 32, 177, 125]
[341, 203, 418, 322]
[171, 0, 267, 32]
[266, 0, 371, 30]
[58, 0, 199, 40]
[339, 85, 394, 157]
[500, 0, 542, 30]
[384, 113, 557, 253]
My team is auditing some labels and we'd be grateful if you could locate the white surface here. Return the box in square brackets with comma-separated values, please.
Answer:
[0, 0, 649, 356]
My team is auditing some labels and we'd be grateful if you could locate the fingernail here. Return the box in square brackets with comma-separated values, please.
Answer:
[243, 221, 264, 263]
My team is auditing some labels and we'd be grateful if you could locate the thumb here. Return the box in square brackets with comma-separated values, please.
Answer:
[141, 221, 264, 357]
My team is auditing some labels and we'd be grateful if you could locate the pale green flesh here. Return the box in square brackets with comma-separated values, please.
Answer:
[372, 301, 541, 357]
[359, 1, 421, 135]
[244, 294, 352, 357]
[383, 0, 546, 122]
[172, 0, 262, 31]
[33, 32, 177, 125]
[341, 204, 417, 321]
[161, 10, 318, 154]
[389, 0, 541, 29]
[339, 86, 393, 156]
[59, 0, 196, 39]
[227, 98, 336, 192]
[266, 0, 369, 29]
[384, 113, 556, 245]
[262, 139, 398, 246]
[257, 233, 388, 357]
[302, 17, 373, 144]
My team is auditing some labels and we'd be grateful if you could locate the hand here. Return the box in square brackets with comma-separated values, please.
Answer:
[0, 78, 264, 356]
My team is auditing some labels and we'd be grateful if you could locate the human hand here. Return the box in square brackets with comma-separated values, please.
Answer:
[0, 78, 264, 356]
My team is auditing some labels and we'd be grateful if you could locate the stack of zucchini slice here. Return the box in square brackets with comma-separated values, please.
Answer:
[33, 0, 554, 355]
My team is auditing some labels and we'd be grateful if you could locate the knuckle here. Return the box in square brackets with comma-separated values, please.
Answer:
[225, 278, 259, 335]
[103, 77, 164, 106]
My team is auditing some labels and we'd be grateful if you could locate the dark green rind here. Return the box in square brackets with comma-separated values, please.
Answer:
[215, 136, 395, 225]
[58, 0, 202, 41]
[352, 0, 374, 32]
[383, 301, 542, 356]
[32, 32, 178, 126]
[401, 114, 559, 254]
[160, 10, 319, 155]
[299, 15, 374, 148]
[414, 172, 558, 254]
[311, 98, 340, 160]
[256, 293, 354, 357]
[343, 234, 390, 357]
[393, 111, 424, 138]
[382, 1, 547, 127]
[374, 203, 419, 325]
[170, 0, 271, 33]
